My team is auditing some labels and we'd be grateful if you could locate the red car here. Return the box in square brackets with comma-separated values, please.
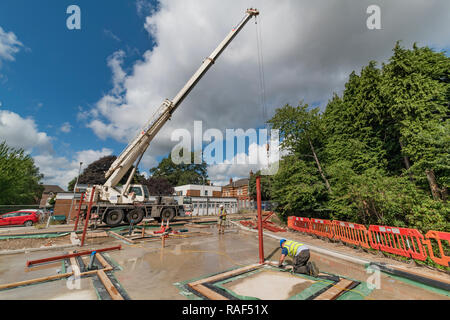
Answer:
[0, 211, 40, 227]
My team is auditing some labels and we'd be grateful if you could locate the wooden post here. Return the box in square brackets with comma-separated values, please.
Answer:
[81, 187, 96, 247]
[141, 222, 146, 237]
[73, 193, 85, 232]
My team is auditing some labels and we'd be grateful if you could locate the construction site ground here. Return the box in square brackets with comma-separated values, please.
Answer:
[0, 213, 448, 300]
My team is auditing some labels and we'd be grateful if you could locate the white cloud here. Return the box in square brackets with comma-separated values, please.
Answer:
[81, 0, 450, 178]
[104, 29, 121, 42]
[0, 110, 53, 154]
[60, 122, 72, 133]
[136, 0, 156, 17]
[0, 109, 114, 189]
[0, 26, 23, 66]
[141, 151, 158, 170]
[207, 142, 288, 186]
[33, 148, 113, 189]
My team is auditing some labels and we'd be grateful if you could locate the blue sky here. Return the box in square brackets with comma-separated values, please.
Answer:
[1, 0, 449, 189]
[0, 0, 156, 157]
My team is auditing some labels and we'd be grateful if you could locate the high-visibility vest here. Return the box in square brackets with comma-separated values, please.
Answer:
[283, 240, 305, 257]
[219, 208, 226, 220]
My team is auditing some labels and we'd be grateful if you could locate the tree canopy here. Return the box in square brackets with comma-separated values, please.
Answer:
[0, 141, 44, 205]
[68, 155, 138, 191]
[268, 43, 449, 233]
[149, 152, 208, 186]
[139, 176, 174, 196]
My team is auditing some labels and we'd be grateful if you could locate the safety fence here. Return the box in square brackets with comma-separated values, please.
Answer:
[333, 220, 370, 249]
[310, 218, 334, 239]
[287, 216, 450, 268]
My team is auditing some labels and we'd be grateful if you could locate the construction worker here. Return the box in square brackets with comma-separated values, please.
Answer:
[278, 239, 319, 277]
[218, 204, 227, 234]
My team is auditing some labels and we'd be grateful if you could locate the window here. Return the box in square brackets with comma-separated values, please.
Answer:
[19, 212, 32, 216]
[130, 186, 143, 196]
[2, 213, 18, 218]
[143, 186, 150, 198]
[204, 190, 208, 196]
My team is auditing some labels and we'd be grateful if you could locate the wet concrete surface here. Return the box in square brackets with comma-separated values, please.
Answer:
[222, 270, 314, 300]
[0, 224, 448, 300]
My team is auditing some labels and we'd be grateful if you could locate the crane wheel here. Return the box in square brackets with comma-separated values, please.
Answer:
[105, 209, 125, 227]
[161, 207, 175, 221]
[126, 209, 144, 225]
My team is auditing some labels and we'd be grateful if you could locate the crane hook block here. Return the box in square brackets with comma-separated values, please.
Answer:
[247, 8, 260, 16]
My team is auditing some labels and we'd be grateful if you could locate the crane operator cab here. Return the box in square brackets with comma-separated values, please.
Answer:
[126, 184, 150, 203]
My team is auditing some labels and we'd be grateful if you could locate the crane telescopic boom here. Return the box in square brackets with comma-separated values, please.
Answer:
[98, 8, 259, 203]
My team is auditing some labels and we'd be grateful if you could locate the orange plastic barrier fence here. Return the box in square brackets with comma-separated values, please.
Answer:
[310, 218, 334, 239]
[288, 216, 311, 233]
[285, 216, 450, 267]
[423, 231, 450, 267]
[332, 220, 370, 249]
[368, 225, 427, 261]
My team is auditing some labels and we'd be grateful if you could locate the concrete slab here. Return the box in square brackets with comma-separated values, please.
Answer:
[222, 270, 314, 300]
[0, 225, 448, 300]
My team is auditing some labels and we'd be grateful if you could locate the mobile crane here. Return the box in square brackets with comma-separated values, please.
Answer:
[83, 8, 260, 227]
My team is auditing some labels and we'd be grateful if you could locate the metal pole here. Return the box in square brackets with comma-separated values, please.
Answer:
[68, 162, 83, 224]
[256, 176, 264, 264]
[26, 245, 121, 267]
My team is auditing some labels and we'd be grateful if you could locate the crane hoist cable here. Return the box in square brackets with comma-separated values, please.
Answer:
[255, 16, 272, 196]
[255, 15, 267, 127]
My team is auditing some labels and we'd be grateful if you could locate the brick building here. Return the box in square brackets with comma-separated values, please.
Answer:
[39, 185, 65, 208]
[221, 178, 251, 200]
[53, 193, 83, 220]
[174, 184, 222, 197]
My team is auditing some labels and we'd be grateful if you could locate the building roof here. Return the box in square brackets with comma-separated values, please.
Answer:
[174, 184, 221, 191]
[223, 178, 249, 188]
[42, 185, 65, 194]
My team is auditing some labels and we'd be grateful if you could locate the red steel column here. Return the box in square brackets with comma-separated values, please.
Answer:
[256, 176, 264, 264]
[81, 187, 96, 247]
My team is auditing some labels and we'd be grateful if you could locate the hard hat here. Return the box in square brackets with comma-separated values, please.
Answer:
[220, 204, 224, 208]
[279, 239, 286, 247]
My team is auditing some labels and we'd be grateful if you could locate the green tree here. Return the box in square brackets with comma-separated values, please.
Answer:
[67, 177, 77, 192]
[139, 176, 174, 196]
[268, 102, 332, 193]
[323, 62, 388, 174]
[380, 43, 450, 199]
[268, 43, 449, 234]
[0, 141, 44, 205]
[149, 152, 208, 186]
[68, 155, 139, 190]
[249, 171, 272, 201]
[270, 155, 327, 220]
